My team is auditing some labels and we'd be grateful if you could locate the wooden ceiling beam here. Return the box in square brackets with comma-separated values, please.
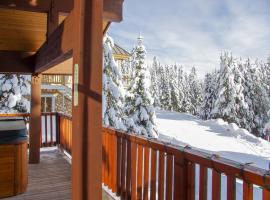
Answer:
[0, 0, 123, 22]
[0, 51, 34, 74]
[34, 0, 123, 73]
[103, 0, 123, 22]
[34, 12, 73, 73]
[0, 0, 73, 13]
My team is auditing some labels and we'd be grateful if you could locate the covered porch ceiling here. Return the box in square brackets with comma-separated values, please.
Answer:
[0, 0, 123, 75]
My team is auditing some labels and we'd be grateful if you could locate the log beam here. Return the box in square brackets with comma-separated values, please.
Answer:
[103, 0, 123, 22]
[72, 0, 103, 199]
[0, 0, 73, 13]
[0, 0, 123, 22]
[35, 13, 73, 74]
[0, 51, 34, 74]
[29, 75, 42, 164]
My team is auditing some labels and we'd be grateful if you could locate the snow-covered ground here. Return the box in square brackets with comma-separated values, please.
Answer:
[156, 109, 270, 199]
[156, 109, 270, 170]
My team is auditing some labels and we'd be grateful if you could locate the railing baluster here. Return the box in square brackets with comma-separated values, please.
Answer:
[263, 189, 270, 200]
[126, 139, 132, 199]
[121, 138, 127, 198]
[104, 131, 109, 187]
[212, 170, 221, 200]
[227, 176, 236, 200]
[108, 133, 113, 190]
[150, 149, 157, 200]
[166, 154, 173, 200]
[44, 115, 48, 147]
[174, 153, 185, 200]
[243, 182, 253, 200]
[137, 145, 143, 199]
[50, 114, 53, 146]
[143, 147, 150, 200]
[187, 161, 195, 200]
[102, 131, 105, 185]
[131, 141, 138, 200]
[199, 165, 208, 200]
[111, 133, 117, 194]
[158, 151, 165, 200]
[116, 135, 122, 196]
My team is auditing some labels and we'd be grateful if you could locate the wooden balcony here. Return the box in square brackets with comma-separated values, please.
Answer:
[1, 112, 270, 199]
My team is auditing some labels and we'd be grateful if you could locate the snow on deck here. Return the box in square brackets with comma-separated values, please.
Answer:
[156, 109, 270, 170]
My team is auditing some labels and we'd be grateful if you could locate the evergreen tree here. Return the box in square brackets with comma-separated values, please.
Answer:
[102, 34, 126, 130]
[150, 56, 161, 107]
[200, 73, 216, 119]
[125, 35, 158, 138]
[0, 74, 30, 113]
[248, 62, 270, 136]
[211, 53, 241, 123]
[188, 67, 203, 115]
[181, 72, 192, 113]
[169, 65, 181, 111]
[159, 65, 171, 110]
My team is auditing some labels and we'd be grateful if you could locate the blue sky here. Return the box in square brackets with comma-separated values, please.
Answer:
[109, 0, 270, 77]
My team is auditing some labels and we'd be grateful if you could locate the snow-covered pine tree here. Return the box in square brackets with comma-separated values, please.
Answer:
[177, 66, 185, 111]
[231, 59, 249, 128]
[211, 53, 240, 123]
[149, 56, 161, 107]
[169, 64, 181, 112]
[187, 67, 203, 115]
[181, 72, 192, 113]
[102, 34, 126, 130]
[200, 72, 216, 119]
[248, 61, 270, 136]
[159, 65, 171, 110]
[125, 35, 158, 138]
[0, 74, 30, 113]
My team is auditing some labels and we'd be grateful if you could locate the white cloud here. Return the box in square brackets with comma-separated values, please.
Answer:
[110, 0, 270, 77]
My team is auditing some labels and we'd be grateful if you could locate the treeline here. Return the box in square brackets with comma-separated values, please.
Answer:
[200, 53, 270, 136]
[147, 52, 270, 137]
[149, 57, 203, 115]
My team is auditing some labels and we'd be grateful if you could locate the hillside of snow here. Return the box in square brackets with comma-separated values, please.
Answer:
[156, 109, 270, 170]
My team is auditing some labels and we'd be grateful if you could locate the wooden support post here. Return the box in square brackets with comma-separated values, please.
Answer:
[72, 0, 103, 199]
[29, 75, 42, 164]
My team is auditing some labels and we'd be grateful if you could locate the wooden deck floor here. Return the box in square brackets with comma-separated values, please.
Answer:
[4, 149, 113, 200]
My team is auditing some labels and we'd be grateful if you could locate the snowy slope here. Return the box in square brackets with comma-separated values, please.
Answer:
[156, 109, 270, 170]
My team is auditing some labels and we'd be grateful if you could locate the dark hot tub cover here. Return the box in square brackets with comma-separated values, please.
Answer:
[0, 119, 28, 144]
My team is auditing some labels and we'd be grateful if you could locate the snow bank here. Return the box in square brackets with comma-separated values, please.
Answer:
[156, 109, 270, 170]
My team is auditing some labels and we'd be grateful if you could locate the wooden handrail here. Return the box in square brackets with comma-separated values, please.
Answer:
[1, 112, 270, 199]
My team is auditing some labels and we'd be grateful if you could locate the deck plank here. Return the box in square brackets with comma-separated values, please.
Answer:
[4, 150, 71, 200]
[4, 149, 113, 200]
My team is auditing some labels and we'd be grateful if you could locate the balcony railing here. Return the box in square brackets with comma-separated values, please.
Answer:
[1, 112, 270, 199]
[42, 75, 72, 85]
